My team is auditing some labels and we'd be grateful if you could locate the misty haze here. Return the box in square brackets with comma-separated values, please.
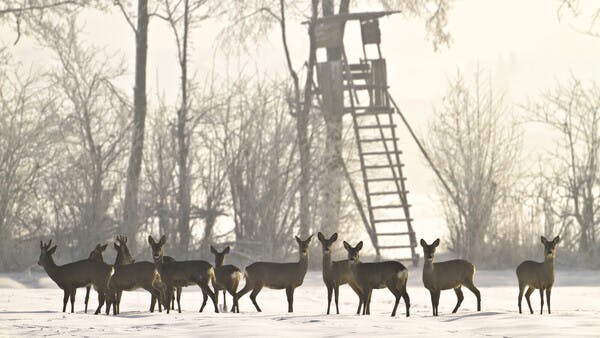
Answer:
[0, 0, 599, 337]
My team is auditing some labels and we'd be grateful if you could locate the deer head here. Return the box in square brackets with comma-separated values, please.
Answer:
[114, 235, 135, 265]
[148, 235, 167, 263]
[343, 241, 363, 263]
[38, 240, 57, 267]
[317, 232, 338, 254]
[541, 236, 560, 259]
[420, 238, 440, 261]
[210, 245, 230, 267]
[88, 243, 108, 262]
[295, 235, 313, 258]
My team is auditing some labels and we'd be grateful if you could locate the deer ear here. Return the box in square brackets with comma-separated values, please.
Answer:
[148, 236, 155, 245]
[433, 239, 440, 247]
[210, 246, 217, 254]
[420, 239, 427, 247]
[100, 244, 108, 251]
[159, 235, 166, 245]
[541, 236, 548, 244]
[343, 241, 351, 251]
[295, 236, 301, 244]
[553, 236, 560, 244]
[223, 246, 230, 254]
[317, 232, 325, 242]
[114, 242, 120, 250]
[356, 241, 363, 251]
[331, 233, 338, 242]
[306, 234, 313, 242]
[47, 245, 57, 255]
[40, 240, 43, 250]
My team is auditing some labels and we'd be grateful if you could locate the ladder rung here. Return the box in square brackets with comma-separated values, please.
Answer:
[368, 191, 397, 196]
[357, 124, 396, 129]
[344, 84, 388, 90]
[371, 204, 411, 209]
[346, 106, 391, 112]
[361, 150, 403, 156]
[364, 164, 404, 169]
[344, 72, 370, 80]
[373, 218, 412, 223]
[368, 190, 410, 196]
[376, 232, 413, 236]
[348, 63, 370, 71]
[360, 138, 398, 143]
[365, 177, 406, 183]
[378, 245, 414, 249]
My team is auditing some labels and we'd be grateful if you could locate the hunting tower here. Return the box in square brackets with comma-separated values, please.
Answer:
[313, 11, 419, 265]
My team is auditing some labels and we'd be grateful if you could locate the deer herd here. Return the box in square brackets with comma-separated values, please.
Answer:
[37, 233, 560, 317]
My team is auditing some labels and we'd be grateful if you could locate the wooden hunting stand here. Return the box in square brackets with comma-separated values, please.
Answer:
[313, 11, 420, 265]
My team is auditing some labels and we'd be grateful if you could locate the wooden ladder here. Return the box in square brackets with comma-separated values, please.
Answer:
[343, 58, 418, 266]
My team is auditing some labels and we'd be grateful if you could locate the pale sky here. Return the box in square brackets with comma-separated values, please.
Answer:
[2, 0, 599, 256]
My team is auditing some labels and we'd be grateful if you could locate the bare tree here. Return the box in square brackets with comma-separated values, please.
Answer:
[0, 56, 59, 269]
[558, 0, 600, 37]
[31, 18, 129, 259]
[115, 0, 150, 254]
[426, 70, 522, 263]
[528, 77, 600, 257]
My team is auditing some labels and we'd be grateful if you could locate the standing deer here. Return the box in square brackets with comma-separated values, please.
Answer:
[38, 240, 115, 314]
[148, 235, 218, 314]
[420, 239, 481, 316]
[210, 246, 242, 313]
[108, 235, 165, 314]
[317, 232, 363, 314]
[85, 243, 108, 313]
[517, 235, 560, 315]
[237, 235, 313, 313]
[343, 241, 410, 317]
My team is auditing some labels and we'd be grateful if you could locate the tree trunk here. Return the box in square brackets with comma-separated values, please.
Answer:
[177, 0, 191, 258]
[123, 0, 149, 255]
[318, 0, 346, 235]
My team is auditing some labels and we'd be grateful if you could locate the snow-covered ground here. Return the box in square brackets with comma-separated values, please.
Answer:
[0, 269, 598, 337]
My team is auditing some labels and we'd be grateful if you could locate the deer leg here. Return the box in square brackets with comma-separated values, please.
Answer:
[69, 289, 76, 313]
[200, 281, 219, 313]
[199, 286, 209, 312]
[363, 288, 373, 315]
[349, 283, 362, 315]
[546, 287, 552, 314]
[222, 290, 228, 312]
[227, 287, 238, 313]
[334, 285, 340, 315]
[176, 287, 182, 313]
[95, 292, 105, 315]
[452, 287, 464, 313]
[525, 287, 535, 314]
[171, 289, 175, 310]
[388, 286, 400, 317]
[249, 285, 263, 312]
[116, 291, 123, 315]
[518, 282, 525, 314]
[326, 284, 333, 315]
[429, 290, 436, 316]
[150, 294, 157, 313]
[62, 289, 69, 312]
[402, 289, 410, 317]
[539, 288, 544, 315]
[286, 287, 295, 313]
[84, 286, 90, 313]
[463, 280, 481, 311]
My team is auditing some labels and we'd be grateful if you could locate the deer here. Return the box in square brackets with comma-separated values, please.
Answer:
[343, 241, 410, 317]
[517, 235, 560, 315]
[237, 235, 313, 313]
[420, 239, 481, 316]
[148, 235, 218, 314]
[210, 246, 242, 313]
[317, 232, 363, 315]
[37, 240, 115, 314]
[84, 243, 108, 313]
[108, 235, 166, 314]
